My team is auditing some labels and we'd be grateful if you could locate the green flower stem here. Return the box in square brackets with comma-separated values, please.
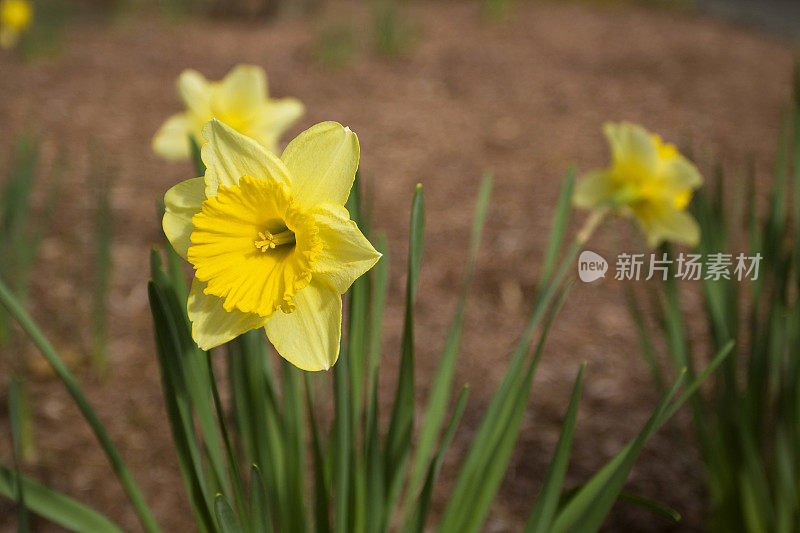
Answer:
[0, 277, 160, 533]
[576, 208, 608, 246]
[541, 230, 593, 301]
[532, 203, 597, 340]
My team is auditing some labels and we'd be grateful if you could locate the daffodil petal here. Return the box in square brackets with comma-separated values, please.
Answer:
[311, 202, 381, 294]
[251, 98, 306, 153]
[163, 177, 206, 260]
[634, 205, 700, 248]
[605, 122, 658, 174]
[281, 121, 359, 209]
[660, 156, 703, 193]
[264, 280, 342, 371]
[152, 113, 193, 160]
[259, 98, 305, 135]
[188, 278, 270, 351]
[201, 119, 291, 197]
[574, 170, 615, 208]
[177, 69, 212, 116]
[216, 65, 267, 117]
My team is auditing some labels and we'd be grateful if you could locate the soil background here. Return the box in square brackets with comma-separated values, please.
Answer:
[0, 0, 796, 531]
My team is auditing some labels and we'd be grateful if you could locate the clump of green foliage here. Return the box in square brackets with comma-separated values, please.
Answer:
[316, 20, 356, 68]
[629, 75, 800, 532]
[17, 0, 67, 59]
[0, 133, 60, 461]
[0, 166, 729, 532]
[372, 0, 415, 58]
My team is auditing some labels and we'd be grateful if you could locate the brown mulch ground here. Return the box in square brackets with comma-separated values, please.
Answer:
[0, 1, 795, 531]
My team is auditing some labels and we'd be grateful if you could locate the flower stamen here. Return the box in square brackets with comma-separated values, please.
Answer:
[255, 229, 296, 252]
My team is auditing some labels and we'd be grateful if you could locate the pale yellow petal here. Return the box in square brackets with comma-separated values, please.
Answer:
[177, 69, 212, 116]
[659, 156, 703, 194]
[634, 205, 700, 248]
[201, 119, 291, 197]
[264, 98, 304, 132]
[215, 65, 267, 117]
[280, 121, 359, 209]
[573, 170, 615, 209]
[311, 202, 381, 294]
[163, 177, 206, 260]
[249, 97, 305, 153]
[604, 122, 658, 174]
[188, 278, 269, 351]
[264, 280, 342, 371]
[152, 113, 193, 160]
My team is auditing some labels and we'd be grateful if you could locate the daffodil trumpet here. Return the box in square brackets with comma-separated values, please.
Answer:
[162, 119, 381, 371]
[574, 122, 703, 247]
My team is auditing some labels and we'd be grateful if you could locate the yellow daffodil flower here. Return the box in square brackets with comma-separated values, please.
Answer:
[162, 119, 381, 371]
[574, 122, 703, 247]
[153, 65, 304, 161]
[0, 0, 32, 49]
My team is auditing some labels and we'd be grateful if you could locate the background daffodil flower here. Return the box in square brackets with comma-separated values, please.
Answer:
[152, 65, 305, 161]
[574, 121, 703, 247]
[162, 119, 381, 371]
[0, 0, 32, 49]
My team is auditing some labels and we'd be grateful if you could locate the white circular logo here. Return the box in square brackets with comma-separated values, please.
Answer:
[578, 250, 607, 282]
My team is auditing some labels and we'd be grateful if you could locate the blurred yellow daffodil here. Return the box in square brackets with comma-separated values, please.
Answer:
[162, 119, 381, 371]
[0, 0, 32, 49]
[153, 65, 304, 161]
[574, 122, 703, 247]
